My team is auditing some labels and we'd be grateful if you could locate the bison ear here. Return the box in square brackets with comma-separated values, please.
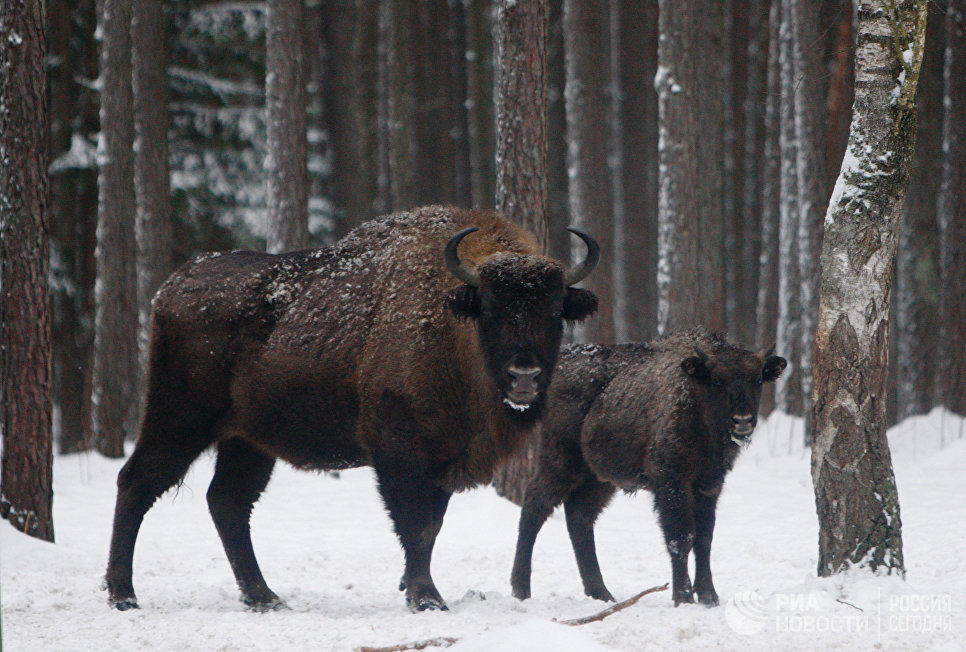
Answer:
[446, 284, 481, 320]
[563, 288, 598, 323]
[762, 355, 787, 383]
[682, 356, 711, 384]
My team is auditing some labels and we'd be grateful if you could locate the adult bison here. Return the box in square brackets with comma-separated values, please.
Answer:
[510, 328, 785, 607]
[105, 205, 598, 612]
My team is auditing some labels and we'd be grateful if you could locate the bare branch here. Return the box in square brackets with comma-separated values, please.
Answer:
[555, 583, 670, 626]
[355, 636, 459, 652]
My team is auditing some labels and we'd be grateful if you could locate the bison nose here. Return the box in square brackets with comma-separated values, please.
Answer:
[507, 365, 541, 395]
[732, 414, 755, 435]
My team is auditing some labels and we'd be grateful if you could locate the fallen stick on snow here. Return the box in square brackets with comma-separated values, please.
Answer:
[355, 636, 458, 652]
[555, 583, 670, 626]
[357, 583, 669, 651]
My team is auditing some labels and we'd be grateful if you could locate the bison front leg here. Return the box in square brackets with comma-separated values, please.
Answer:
[564, 479, 617, 602]
[375, 463, 451, 612]
[653, 483, 696, 606]
[692, 488, 721, 606]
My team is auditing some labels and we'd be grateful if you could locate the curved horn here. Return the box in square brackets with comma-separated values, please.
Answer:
[445, 227, 481, 287]
[692, 346, 709, 363]
[563, 227, 601, 286]
[757, 342, 776, 361]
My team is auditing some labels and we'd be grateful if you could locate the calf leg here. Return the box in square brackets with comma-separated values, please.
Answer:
[653, 483, 696, 606]
[564, 479, 617, 601]
[692, 488, 721, 606]
[207, 438, 279, 610]
[375, 462, 451, 612]
[105, 417, 214, 609]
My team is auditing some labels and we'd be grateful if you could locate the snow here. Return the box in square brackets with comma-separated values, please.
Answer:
[3, 411, 963, 651]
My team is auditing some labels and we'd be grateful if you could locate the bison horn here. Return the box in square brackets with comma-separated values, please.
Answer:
[692, 346, 709, 362]
[757, 342, 776, 361]
[563, 228, 601, 287]
[445, 227, 482, 287]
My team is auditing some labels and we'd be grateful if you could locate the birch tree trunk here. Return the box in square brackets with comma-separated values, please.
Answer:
[811, 0, 927, 577]
[266, 0, 309, 253]
[0, 0, 55, 541]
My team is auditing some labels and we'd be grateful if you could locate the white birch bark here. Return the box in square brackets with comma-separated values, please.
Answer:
[811, 0, 927, 577]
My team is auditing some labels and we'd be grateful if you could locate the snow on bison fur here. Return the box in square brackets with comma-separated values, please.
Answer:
[105, 205, 599, 612]
[510, 327, 786, 606]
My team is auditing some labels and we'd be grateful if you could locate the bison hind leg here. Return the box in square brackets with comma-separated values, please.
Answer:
[206, 438, 281, 611]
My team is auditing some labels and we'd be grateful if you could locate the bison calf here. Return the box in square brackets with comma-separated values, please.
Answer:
[510, 328, 786, 606]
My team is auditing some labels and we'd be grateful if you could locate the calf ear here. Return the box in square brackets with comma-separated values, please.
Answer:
[563, 288, 598, 322]
[762, 355, 787, 383]
[446, 285, 481, 320]
[682, 356, 711, 384]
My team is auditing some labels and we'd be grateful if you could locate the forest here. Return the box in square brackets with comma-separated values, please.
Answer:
[1, 0, 964, 649]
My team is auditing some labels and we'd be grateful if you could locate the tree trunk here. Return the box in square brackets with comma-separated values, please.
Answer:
[896, 0, 945, 418]
[92, 0, 139, 458]
[491, 0, 550, 505]
[656, 0, 725, 333]
[811, 0, 927, 577]
[563, 0, 614, 343]
[494, 0, 550, 250]
[937, 0, 966, 415]
[617, 0, 659, 342]
[775, 0, 803, 415]
[756, 0, 781, 416]
[132, 0, 172, 430]
[0, 0, 55, 541]
[465, 0, 495, 210]
[266, 0, 309, 253]
[793, 0, 829, 440]
[377, 0, 418, 214]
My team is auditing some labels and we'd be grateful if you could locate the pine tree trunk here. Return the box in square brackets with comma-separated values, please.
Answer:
[775, 0, 803, 415]
[92, 0, 139, 458]
[617, 0, 659, 342]
[937, 0, 966, 415]
[491, 0, 550, 505]
[494, 0, 550, 250]
[811, 0, 927, 577]
[756, 0, 781, 416]
[132, 0, 172, 429]
[0, 0, 55, 541]
[896, 0, 945, 418]
[266, 0, 309, 253]
[656, 0, 725, 333]
[563, 0, 614, 344]
[465, 0, 495, 210]
[793, 0, 829, 440]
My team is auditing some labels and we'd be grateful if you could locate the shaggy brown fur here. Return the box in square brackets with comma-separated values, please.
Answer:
[510, 327, 786, 607]
[105, 205, 597, 612]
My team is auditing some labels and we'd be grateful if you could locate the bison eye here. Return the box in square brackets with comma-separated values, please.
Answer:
[712, 377, 723, 388]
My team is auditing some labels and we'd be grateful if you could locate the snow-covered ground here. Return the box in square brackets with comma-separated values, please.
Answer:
[2, 410, 962, 651]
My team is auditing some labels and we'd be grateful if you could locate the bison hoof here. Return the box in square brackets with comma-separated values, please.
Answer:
[244, 596, 288, 612]
[673, 590, 695, 607]
[511, 586, 531, 601]
[697, 591, 719, 607]
[111, 598, 140, 611]
[586, 588, 615, 602]
[405, 586, 448, 612]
